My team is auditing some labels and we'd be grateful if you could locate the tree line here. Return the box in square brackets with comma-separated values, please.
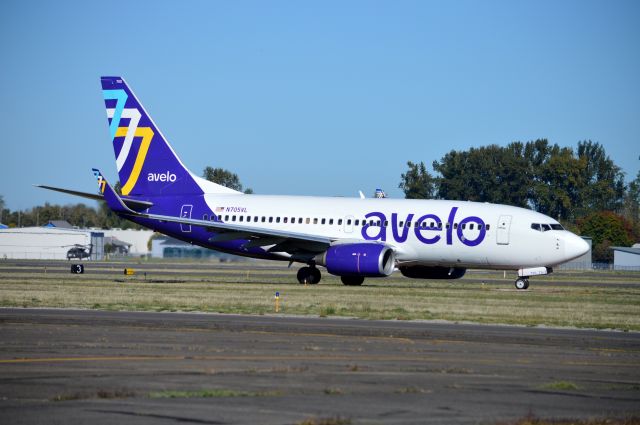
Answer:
[399, 139, 640, 262]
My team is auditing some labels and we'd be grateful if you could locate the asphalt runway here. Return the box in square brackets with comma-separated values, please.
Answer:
[0, 309, 638, 424]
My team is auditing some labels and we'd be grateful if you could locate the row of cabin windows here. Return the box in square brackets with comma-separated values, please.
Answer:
[202, 214, 490, 231]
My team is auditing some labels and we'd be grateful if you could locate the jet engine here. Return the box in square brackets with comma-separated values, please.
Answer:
[399, 265, 466, 279]
[315, 243, 395, 277]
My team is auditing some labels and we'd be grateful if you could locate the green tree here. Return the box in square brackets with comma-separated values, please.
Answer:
[621, 170, 640, 241]
[203, 166, 253, 194]
[431, 144, 530, 207]
[577, 211, 633, 262]
[575, 141, 625, 215]
[532, 144, 583, 220]
[398, 161, 436, 199]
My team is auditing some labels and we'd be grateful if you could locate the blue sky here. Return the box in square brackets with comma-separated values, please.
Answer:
[1, 0, 639, 210]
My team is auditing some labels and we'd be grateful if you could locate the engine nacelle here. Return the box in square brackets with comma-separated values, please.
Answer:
[315, 243, 395, 277]
[399, 265, 466, 279]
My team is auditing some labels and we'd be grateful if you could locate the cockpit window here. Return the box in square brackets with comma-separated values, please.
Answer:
[531, 223, 564, 232]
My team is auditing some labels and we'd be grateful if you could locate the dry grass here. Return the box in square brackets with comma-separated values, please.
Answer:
[1, 261, 639, 330]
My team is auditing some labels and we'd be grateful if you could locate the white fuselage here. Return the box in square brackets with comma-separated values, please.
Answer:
[201, 194, 588, 270]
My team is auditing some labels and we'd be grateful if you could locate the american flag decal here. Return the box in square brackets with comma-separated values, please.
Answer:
[215, 207, 224, 212]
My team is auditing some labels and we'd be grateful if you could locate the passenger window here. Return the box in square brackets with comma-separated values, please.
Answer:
[347, 219, 352, 225]
[461, 223, 466, 230]
[232, 215, 237, 221]
[407, 222, 412, 228]
[446, 223, 450, 229]
[329, 219, 334, 225]
[354, 219, 359, 226]
[269, 217, 273, 223]
[283, 217, 288, 223]
[470, 223, 474, 230]
[486, 224, 490, 230]
[438, 222, 442, 229]
[254, 216, 258, 222]
[377, 220, 381, 226]
[276, 217, 281, 223]
[454, 223, 458, 229]
[478, 224, 483, 230]
[225, 215, 229, 221]
[399, 221, 404, 227]
[322, 218, 326, 225]
[261, 216, 266, 222]
[239, 216, 244, 222]
[338, 219, 343, 225]
[298, 218, 303, 224]
[203, 214, 208, 220]
[291, 217, 295, 223]
[314, 218, 318, 224]
[384, 220, 389, 227]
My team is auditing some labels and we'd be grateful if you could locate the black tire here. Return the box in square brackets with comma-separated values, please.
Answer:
[297, 267, 312, 284]
[297, 267, 321, 284]
[341, 276, 365, 286]
[523, 279, 530, 289]
[515, 278, 527, 290]
[311, 267, 321, 284]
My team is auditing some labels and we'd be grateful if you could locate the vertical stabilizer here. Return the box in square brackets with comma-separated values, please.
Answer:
[101, 76, 240, 197]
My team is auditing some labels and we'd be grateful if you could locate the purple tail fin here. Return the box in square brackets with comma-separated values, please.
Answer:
[101, 76, 239, 197]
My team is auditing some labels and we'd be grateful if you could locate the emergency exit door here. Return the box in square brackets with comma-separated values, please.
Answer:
[180, 205, 193, 232]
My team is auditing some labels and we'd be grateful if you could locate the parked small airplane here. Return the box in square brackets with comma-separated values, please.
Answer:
[39, 76, 589, 289]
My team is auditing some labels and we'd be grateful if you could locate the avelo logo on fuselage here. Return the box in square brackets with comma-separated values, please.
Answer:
[361, 207, 486, 247]
[147, 171, 177, 182]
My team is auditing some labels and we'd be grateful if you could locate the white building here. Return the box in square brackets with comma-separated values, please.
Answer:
[0, 227, 104, 260]
[611, 244, 640, 270]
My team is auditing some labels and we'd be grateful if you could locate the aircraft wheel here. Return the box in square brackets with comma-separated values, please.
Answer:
[341, 276, 365, 286]
[515, 278, 528, 290]
[297, 267, 320, 284]
[311, 267, 321, 284]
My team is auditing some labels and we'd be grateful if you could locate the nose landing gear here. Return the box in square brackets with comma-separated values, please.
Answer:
[297, 266, 321, 284]
[514, 278, 529, 290]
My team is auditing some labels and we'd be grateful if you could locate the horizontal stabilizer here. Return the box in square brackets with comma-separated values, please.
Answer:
[35, 184, 153, 211]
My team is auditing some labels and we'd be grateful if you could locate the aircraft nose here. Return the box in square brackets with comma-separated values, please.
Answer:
[564, 233, 589, 261]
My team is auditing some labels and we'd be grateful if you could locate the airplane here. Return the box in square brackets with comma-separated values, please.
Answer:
[38, 76, 590, 289]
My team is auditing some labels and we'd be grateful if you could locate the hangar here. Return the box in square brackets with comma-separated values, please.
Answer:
[0, 227, 104, 260]
[610, 244, 640, 270]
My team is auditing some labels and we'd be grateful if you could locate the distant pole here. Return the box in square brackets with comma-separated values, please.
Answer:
[18, 210, 21, 228]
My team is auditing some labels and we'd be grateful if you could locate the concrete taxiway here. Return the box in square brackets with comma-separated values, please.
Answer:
[0, 308, 638, 424]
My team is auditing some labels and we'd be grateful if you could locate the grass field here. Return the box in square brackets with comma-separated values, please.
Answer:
[1, 259, 639, 331]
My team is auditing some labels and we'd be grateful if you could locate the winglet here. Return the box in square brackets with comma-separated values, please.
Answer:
[92, 169, 136, 215]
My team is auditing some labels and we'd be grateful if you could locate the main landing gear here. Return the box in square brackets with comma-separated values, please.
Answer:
[514, 278, 529, 290]
[297, 266, 321, 284]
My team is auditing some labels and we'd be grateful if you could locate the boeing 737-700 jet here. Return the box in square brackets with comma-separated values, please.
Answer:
[39, 76, 589, 289]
